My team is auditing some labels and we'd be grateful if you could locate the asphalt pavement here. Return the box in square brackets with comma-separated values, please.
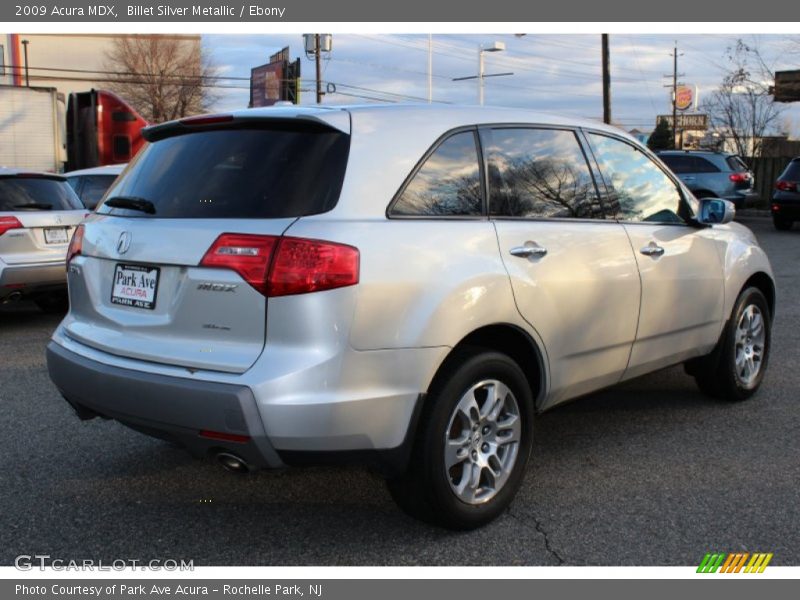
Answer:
[1, 216, 797, 566]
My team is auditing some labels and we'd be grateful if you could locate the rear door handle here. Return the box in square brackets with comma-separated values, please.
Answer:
[640, 243, 665, 257]
[510, 243, 548, 259]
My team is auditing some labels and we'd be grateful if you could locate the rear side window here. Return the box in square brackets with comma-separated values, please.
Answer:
[690, 157, 720, 173]
[98, 125, 350, 218]
[0, 177, 83, 211]
[781, 159, 800, 180]
[391, 131, 482, 217]
[484, 128, 603, 219]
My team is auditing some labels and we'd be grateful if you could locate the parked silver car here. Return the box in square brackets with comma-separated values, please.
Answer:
[46, 106, 775, 529]
[0, 169, 87, 311]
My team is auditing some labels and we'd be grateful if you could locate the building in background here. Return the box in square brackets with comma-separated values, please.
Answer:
[0, 34, 201, 113]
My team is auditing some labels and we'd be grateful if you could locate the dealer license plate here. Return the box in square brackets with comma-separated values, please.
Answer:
[110, 264, 160, 310]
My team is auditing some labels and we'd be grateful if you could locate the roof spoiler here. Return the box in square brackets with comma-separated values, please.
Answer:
[142, 109, 350, 142]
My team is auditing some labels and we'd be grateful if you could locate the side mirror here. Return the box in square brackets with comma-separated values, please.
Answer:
[696, 197, 735, 225]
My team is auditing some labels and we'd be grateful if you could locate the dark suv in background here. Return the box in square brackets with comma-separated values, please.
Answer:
[658, 150, 758, 209]
[771, 157, 800, 231]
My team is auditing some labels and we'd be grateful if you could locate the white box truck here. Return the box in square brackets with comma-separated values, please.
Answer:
[0, 85, 66, 172]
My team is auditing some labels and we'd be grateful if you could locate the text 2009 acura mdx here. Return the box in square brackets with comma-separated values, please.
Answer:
[47, 105, 774, 529]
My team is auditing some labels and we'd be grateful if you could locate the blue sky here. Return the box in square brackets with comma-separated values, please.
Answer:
[205, 33, 800, 136]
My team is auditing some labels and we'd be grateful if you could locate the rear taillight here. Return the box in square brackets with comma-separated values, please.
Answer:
[775, 180, 798, 192]
[269, 237, 360, 297]
[66, 224, 84, 268]
[200, 233, 360, 297]
[200, 234, 278, 295]
[0, 216, 23, 237]
[729, 172, 751, 183]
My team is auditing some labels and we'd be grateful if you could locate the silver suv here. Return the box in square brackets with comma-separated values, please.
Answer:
[47, 106, 775, 529]
[1, 169, 87, 311]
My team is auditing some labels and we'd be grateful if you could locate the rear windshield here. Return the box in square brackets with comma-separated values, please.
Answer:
[726, 155, 749, 171]
[74, 175, 119, 209]
[97, 125, 350, 218]
[781, 159, 800, 180]
[0, 177, 83, 212]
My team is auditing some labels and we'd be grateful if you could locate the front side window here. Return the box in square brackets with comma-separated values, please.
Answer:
[588, 134, 686, 224]
[391, 131, 482, 217]
[484, 128, 602, 219]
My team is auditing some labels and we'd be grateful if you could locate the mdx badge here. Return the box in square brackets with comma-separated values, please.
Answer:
[197, 283, 238, 292]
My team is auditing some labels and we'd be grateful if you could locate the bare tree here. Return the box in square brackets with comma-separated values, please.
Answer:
[103, 35, 219, 123]
[701, 39, 784, 158]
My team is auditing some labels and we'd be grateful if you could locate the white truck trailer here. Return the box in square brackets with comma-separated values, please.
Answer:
[0, 85, 66, 172]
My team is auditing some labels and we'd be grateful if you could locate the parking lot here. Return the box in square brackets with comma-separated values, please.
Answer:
[0, 215, 797, 566]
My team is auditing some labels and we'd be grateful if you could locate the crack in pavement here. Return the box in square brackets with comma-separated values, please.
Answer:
[507, 507, 566, 565]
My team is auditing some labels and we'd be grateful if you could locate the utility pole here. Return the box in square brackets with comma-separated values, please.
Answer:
[662, 43, 684, 150]
[315, 34, 322, 104]
[672, 42, 678, 148]
[304, 34, 331, 104]
[21, 39, 30, 87]
[601, 34, 611, 124]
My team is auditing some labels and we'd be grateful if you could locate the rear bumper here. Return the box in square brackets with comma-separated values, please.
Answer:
[46, 341, 285, 470]
[728, 190, 760, 209]
[0, 261, 65, 299]
[771, 197, 800, 220]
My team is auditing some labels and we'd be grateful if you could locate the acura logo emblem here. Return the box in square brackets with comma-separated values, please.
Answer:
[117, 231, 132, 255]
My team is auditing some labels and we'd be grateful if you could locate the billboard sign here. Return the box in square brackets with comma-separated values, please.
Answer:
[657, 114, 708, 130]
[250, 61, 284, 107]
[772, 70, 800, 103]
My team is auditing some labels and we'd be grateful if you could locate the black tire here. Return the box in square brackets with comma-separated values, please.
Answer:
[34, 293, 69, 314]
[773, 216, 793, 231]
[693, 287, 771, 402]
[387, 349, 534, 530]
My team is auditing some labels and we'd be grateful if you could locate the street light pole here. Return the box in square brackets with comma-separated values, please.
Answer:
[477, 41, 505, 106]
[478, 45, 485, 105]
[428, 34, 433, 103]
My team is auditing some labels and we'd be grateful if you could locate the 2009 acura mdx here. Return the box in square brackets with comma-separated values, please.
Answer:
[46, 105, 775, 529]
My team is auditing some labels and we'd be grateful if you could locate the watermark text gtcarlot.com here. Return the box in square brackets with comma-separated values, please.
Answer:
[14, 555, 194, 571]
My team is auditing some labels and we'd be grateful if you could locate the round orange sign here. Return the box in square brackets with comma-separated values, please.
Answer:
[675, 85, 694, 111]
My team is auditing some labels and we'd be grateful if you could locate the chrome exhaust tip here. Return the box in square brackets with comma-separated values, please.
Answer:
[2, 291, 23, 304]
[216, 452, 250, 474]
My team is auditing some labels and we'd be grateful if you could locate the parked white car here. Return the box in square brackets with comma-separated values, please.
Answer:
[46, 105, 774, 528]
[1, 168, 87, 312]
[64, 164, 126, 210]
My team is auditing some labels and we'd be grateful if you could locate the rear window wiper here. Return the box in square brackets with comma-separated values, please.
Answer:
[12, 202, 53, 210]
[104, 196, 156, 214]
